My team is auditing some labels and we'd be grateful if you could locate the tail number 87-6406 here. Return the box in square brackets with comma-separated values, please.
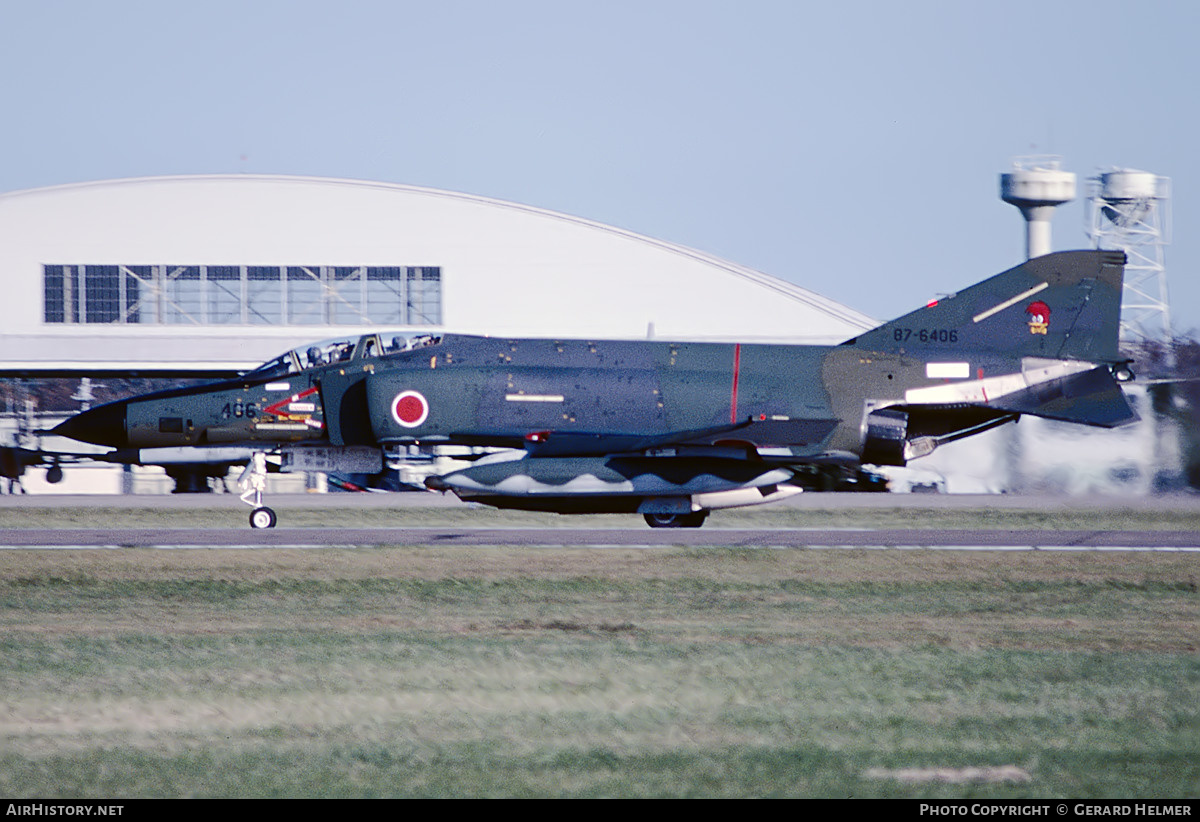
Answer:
[893, 328, 959, 344]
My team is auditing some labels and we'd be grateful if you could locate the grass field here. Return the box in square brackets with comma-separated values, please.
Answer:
[0, 537, 1195, 796]
[1, 514, 1197, 799]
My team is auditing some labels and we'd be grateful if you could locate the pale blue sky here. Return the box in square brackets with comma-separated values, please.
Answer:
[2, 0, 1196, 333]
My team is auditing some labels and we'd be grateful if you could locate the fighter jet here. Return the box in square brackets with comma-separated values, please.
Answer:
[52, 250, 1137, 528]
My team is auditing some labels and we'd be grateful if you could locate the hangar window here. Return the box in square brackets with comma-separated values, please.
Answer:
[287, 266, 324, 324]
[43, 266, 67, 323]
[164, 266, 202, 324]
[246, 266, 283, 325]
[331, 267, 369, 324]
[206, 266, 242, 324]
[42, 264, 442, 327]
[82, 265, 121, 323]
[365, 267, 404, 324]
[407, 267, 442, 325]
[44, 265, 144, 324]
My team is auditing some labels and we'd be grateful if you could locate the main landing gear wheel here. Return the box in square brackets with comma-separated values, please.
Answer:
[643, 511, 709, 529]
[249, 506, 277, 529]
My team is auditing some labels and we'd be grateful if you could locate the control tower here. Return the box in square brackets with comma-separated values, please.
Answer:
[1000, 156, 1076, 259]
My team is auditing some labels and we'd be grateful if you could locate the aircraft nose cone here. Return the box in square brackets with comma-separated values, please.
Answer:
[52, 401, 128, 447]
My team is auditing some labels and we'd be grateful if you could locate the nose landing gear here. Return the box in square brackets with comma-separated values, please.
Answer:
[238, 452, 277, 529]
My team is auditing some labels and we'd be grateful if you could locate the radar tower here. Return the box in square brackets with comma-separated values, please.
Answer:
[1085, 169, 1172, 342]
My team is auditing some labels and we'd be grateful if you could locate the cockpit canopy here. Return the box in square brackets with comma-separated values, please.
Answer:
[244, 333, 443, 379]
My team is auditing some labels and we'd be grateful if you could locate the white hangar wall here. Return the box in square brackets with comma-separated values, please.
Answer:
[0, 175, 876, 372]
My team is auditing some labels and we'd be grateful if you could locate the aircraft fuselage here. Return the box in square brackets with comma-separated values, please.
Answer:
[49, 251, 1137, 527]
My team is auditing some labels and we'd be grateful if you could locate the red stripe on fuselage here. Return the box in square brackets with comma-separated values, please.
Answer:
[730, 343, 741, 423]
[264, 385, 320, 418]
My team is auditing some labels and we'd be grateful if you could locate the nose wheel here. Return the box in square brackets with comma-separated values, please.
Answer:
[249, 506, 277, 529]
[238, 452, 278, 528]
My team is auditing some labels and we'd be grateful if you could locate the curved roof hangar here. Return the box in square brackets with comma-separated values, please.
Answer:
[0, 175, 875, 374]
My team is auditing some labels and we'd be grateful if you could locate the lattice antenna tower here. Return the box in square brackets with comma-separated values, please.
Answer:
[1085, 169, 1172, 341]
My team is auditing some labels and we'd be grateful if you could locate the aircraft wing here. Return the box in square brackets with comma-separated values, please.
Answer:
[471, 416, 840, 458]
[0, 444, 103, 483]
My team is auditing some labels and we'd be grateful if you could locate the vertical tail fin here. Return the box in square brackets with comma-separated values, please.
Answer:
[844, 251, 1126, 363]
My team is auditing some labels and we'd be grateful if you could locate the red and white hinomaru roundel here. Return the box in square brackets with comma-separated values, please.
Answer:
[390, 390, 430, 428]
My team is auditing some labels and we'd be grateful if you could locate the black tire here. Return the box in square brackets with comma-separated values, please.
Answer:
[249, 507, 277, 529]
[643, 510, 708, 529]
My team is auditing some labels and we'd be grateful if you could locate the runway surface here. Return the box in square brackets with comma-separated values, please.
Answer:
[6, 490, 1200, 511]
[2, 527, 1198, 550]
[3, 492, 1199, 550]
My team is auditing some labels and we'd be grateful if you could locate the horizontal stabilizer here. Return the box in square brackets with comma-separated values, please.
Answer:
[987, 365, 1138, 427]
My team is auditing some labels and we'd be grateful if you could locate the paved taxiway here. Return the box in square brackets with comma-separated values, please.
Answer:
[2, 492, 1199, 550]
[2, 527, 1198, 550]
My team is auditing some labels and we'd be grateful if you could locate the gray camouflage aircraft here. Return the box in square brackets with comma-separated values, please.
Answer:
[50, 250, 1137, 528]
